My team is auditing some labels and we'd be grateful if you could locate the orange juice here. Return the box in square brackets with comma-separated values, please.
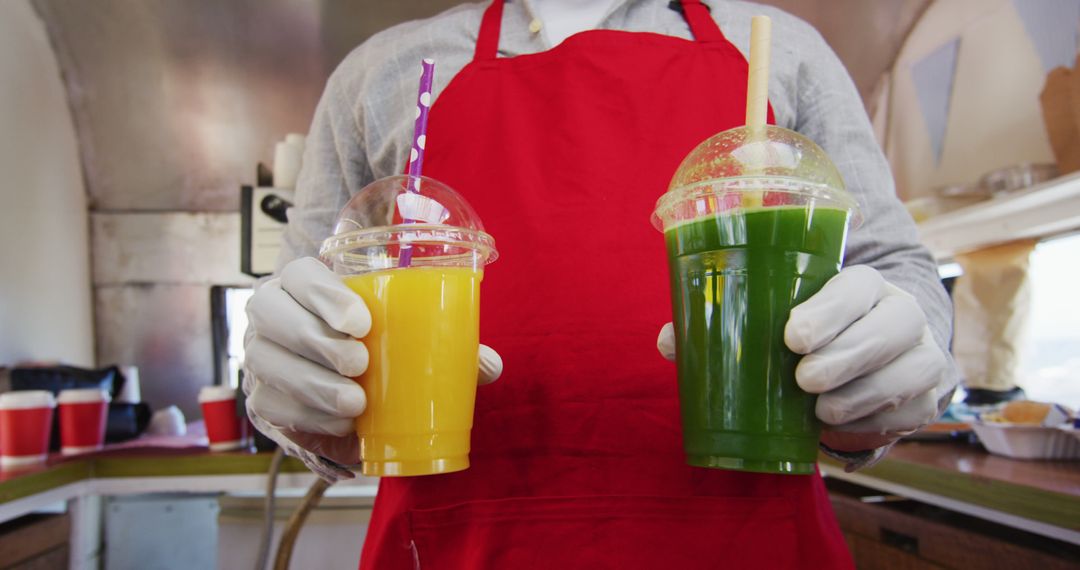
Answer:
[344, 266, 482, 476]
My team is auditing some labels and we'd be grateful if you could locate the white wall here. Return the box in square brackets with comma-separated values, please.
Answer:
[0, 0, 94, 366]
[881, 0, 1056, 200]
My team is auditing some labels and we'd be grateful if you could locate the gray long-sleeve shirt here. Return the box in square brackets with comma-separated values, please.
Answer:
[281, 0, 953, 358]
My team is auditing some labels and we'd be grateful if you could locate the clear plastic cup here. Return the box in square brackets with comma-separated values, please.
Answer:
[320, 175, 497, 477]
[653, 125, 860, 475]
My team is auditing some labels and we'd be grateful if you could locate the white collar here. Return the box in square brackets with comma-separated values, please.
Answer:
[521, 0, 629, 48]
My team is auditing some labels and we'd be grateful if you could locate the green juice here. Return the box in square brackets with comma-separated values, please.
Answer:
[665, 206, 850, 474]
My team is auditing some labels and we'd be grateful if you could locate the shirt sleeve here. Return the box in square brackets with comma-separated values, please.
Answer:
[275, 65, 376, 271]
[790, 26, 955, 359]
[783, 22, 960, 466]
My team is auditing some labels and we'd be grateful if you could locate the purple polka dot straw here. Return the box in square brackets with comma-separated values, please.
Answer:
[399, 58, 435, 268]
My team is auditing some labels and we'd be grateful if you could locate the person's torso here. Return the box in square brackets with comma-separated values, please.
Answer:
[356, 2, 852, 568]
[336, 1, 804, 189]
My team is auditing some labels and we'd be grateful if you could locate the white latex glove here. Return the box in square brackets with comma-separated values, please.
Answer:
[783, 265, 955, 454]
[243, 257, 504, 482]
[656, 265, 955, 462]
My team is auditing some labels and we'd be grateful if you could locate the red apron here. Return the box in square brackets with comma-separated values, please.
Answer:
[360, 1, 854, 568]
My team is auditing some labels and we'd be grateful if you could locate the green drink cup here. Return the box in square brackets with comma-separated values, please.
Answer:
[652, 125, 861, 475]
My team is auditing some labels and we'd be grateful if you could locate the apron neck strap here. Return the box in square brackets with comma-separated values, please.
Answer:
[474, 0, 728, 61]
[474, 0, 506, 61]
[679, 1, 725, 42]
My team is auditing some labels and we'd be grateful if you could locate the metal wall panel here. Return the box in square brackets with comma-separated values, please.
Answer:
[31, 0, 464, 212]
[95, 284, 214, 419]
[91, 212, 252, 286]
[104, 494, 219, 570]
[32, 0, 326, 212]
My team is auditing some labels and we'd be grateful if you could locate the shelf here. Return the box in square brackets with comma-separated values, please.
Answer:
[820, 441, 1080, 545]
[917, 171, 1080, 260]
[0, 448, 379, 525]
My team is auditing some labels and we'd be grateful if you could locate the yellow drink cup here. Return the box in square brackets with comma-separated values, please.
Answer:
[320, 175, 497, 477]
[344, 267, 481, 476]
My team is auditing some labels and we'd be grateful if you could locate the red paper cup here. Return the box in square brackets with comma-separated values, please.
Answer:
[0, 391, 56, 470]
[199, 386, 245, 451]
[241, 415, 255, 448]
[58, 388, 111, 455]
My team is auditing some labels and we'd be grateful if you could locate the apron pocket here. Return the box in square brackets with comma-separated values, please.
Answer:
[407, 494, 798, 570]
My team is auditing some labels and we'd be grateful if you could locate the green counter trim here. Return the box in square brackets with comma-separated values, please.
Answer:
[0, 453, 311, 506]
[820, 455, 1080, 530]
[4, 451, 1074, 531]
[0, 462, 91, 505]
[92, 453, 309, 479]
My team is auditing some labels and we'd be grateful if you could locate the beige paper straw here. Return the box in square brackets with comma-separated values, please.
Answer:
[745, 15, 772, 130]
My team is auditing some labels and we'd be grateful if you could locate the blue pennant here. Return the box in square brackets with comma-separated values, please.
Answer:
[912, 38, 961, 166]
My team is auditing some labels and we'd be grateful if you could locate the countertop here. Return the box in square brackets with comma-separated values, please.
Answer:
[821, 440, 1079, 544]
[0, 428, 379, 525]
[1, 435, 1076, 542]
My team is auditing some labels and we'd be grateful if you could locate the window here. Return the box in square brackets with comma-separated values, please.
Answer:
[211, 286, 255, 389]
[1021, 233, 1080, 407]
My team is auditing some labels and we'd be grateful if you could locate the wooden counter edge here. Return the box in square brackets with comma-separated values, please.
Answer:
[0, 452, 310, 506]
[819, 451, 1080, 530]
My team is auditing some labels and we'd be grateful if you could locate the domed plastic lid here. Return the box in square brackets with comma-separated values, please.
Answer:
[320, 175, 497, 273]
[653, 125, 861, 231]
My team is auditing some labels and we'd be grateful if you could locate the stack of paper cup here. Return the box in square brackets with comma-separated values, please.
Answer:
[272, 133, 306, 189]
[58, 389, 111, 455]
[115, 364, 142, 404]
[199, 386, 247, 452]
[0, 391, 56, 470]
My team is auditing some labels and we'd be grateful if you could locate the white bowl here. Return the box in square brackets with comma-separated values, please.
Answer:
[971, 422, 1080, 460]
